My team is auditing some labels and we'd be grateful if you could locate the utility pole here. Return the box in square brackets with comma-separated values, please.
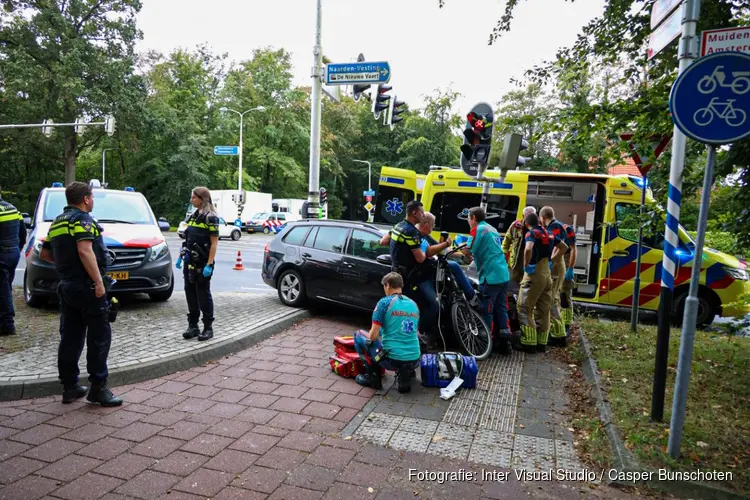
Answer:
[651, 0, 701, 423]
[102, 148, 115, 186]
[307, 0, 323, 219]
[353, 159, 372, 223]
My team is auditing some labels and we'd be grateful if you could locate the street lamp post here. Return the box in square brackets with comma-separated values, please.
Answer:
[219, 106, 265, 197]
[353, 159, 372, 222]
[102, 148, 115, 186]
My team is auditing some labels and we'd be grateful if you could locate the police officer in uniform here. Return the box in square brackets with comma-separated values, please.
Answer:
[502, 206, 536, 286]
[177, 187, 219, 341]
[539, 206, 568, 345]
[517, 212, 555, 353]
[0, 187, 26, 336]
[39, 182, 122, 406]
[558, 223, 577, 343]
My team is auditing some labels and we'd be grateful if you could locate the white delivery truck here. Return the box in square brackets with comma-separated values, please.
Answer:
[271, 198, 306, 221]
[211, 190, 272, 223]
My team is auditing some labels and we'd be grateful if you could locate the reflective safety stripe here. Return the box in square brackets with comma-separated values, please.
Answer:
[560, 308, 574, 326]
[537, 327, 549, 346]
[48, 220, 98, 240]
[549, 317, 566, 339]
[0, 210, 21, 223]
[520, 324, 536, 346]
[188, 221, 209, 229]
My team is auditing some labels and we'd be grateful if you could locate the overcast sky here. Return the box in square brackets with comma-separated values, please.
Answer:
[137, 0, 604, 113]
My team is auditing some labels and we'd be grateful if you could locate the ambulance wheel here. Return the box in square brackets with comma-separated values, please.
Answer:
[451, 300, 492, 360]
[674, 290, 716, 327]
[278, 269, 306, 307]
[263, 227, 271, 235]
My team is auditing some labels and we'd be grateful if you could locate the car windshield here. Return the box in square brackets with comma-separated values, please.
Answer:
[43, 190, 155, 225]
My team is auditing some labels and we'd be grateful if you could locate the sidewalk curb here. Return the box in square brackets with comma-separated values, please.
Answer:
[0, 309, 312, 402]
[577, 327, 748, 500]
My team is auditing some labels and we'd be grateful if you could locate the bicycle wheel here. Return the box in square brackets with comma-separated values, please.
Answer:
[693, 107, 713, 126]
[451, 300, 492, 360]
[726, 108, 747, 127]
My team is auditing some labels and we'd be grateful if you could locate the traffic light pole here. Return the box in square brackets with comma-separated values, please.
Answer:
[307, 0, 323, 219]
[651, 0, 701, 423]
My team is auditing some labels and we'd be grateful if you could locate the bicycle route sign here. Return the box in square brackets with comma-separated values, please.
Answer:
[669, 51, 750, 145]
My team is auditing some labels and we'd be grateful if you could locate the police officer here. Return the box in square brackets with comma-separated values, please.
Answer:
[39, 182, 122, 406]
[517, 212, 555, 353]
[0, 187, 26, 336]
[177, 187, 219, 341]
[502, 206, 536, 286]
[539, 206, 568, 345]
[559, 223, 578, 343]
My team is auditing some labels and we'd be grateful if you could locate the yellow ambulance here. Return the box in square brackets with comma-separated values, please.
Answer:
[375, 166, 750, 325]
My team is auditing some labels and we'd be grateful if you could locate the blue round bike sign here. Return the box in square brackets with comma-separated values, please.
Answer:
[669, 51, 750, 145]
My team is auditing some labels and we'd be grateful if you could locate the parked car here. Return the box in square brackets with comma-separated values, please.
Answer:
[247, 212, 288, 234]
[24, 182, 174, 307]
[178, 217, 242, 241]
[262, 220, 394, 309]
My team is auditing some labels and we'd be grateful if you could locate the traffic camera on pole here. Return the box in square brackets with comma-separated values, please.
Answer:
[388, 97, 406, 130]
[372, 84, 391, 120]
[498, 133, 529, 171]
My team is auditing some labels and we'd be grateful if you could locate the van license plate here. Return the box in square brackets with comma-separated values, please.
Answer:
[107, 272, 129, 280]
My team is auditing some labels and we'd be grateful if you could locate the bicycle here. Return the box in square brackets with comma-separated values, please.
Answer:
[433, 244, 493, 360]
[693, 97, 747, 127]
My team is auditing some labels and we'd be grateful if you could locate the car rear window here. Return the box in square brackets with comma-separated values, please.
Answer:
[283, 226, 309, 246]
[312, 226, 349, 254]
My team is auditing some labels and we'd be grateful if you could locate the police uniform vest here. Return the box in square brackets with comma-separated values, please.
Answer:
[184, 211, 219, 266]
[43, 207, 109, 282]
[526, 226, 553, 265]
[0, 199, 24, 250]
[389, 220, 422, 273]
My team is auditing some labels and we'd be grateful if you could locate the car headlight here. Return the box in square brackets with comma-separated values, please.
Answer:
[725, 267, 749, 281]
[148, 242, 169, 262]
[33, 240, 43, 255]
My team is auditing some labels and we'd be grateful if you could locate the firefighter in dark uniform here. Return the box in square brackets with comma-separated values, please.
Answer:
[517, 212, 555, 353]
[539, 206, 569, 345]
[0, 188, 26, 336]
[39, 182, 122, 406]
[177, 187, 219, 341]
[558, 223, 578, 343]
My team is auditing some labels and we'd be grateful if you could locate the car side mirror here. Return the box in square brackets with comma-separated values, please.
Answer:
[158, 218, 170, 232]
[376, 254, 392, 266]
[22, 213, 32, 229]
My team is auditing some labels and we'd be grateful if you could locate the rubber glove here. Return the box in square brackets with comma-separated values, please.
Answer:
[549, 260, 554, 270]
[524, 264, 536, 275]
[565, 267, 574, 281]
[175, 257, 183, 269]
[202, 264, 213, 278]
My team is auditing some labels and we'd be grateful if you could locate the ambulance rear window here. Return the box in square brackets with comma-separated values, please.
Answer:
[432, 192, 520, 235]
[374, 185, 415, 225]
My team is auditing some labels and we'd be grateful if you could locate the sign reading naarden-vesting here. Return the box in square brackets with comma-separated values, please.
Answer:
[701, 27, 750, 56]
[325, 62, 390, 86]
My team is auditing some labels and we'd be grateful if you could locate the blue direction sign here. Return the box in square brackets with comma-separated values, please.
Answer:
[669, 52, 750, 145]
[214, 146, 239, 156]
[234, 218, 242, 227]
[325, 61, 390, 86]
[363, 189, 376, 197]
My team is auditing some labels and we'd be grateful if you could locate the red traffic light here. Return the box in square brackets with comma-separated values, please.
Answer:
[378, 84, 392, 94]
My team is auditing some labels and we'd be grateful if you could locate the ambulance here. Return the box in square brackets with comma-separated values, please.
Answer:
[375, 166, 750, 326]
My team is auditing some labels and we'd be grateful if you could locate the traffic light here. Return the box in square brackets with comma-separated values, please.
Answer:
[319, 187, 327, 205]
[105, 115, 116, 137]
[372, 84, 391, 119]
[353, 84, 371, 102]
[498, 133, 529, 171]
[460, 109, 494, 165]
[388, 96, 406, 130]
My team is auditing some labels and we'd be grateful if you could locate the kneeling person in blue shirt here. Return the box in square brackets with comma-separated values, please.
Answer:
[354, 272, 421, 393]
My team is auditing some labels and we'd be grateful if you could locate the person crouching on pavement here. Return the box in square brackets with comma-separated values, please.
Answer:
[354, 272, 421, 393]
[177, 187, 219, 341]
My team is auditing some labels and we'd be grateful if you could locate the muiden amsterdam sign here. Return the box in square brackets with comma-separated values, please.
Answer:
[701, 27, 750, 56]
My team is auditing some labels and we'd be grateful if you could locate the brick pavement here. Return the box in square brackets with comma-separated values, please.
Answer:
[0, 317, 643, 499]
[0, 292, 308, 399]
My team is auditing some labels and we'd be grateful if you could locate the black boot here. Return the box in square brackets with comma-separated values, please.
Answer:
[0, 325, 16, 336]
[182, 323, 200, 339]
[536, 344, 547, 353]
[198, 323, 213, 341]
[62, 383, 88, 404]
[355, 365, 382, 390]
[396, 367, 412, 394]
[87, 381, 123, 407]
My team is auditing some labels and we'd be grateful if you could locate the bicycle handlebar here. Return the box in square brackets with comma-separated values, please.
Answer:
[445, 243, 467, 258]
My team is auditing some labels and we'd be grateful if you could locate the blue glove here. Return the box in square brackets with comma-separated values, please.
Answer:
[549, 260, 554, 270]
[202, 264, 213, 278]
[565, 267, 574, 281]
[175, 257, 183, 269]
[524, 264, 536, 275]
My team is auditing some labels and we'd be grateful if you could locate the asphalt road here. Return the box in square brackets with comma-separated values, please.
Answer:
[13, 231, 276, 295]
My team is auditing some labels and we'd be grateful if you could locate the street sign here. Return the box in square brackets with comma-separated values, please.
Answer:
[325, 61, 391, 86]
[234, 218, 242, 227]
[364, 202, 374, 212]
[363, 189, 375, 197]
[366, 195, 372, 202]
[214, 146, 239, 156]
[701, 27, 750, 56]
[648, 7, 681, 60]
[669, 52, 750, 145]
[619, 134, 672, 176]
[650, 0, 681, 29]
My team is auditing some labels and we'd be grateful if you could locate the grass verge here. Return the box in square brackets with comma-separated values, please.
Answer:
[578, 315, 749, 495]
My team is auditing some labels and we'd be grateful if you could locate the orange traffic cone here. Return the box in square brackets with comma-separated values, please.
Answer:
[233, 251, 245, 271]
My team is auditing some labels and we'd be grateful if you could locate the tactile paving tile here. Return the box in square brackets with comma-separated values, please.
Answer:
[512, 434, 556, 461]
[359, 412, 403, 431]
[397, 417, 439, 435]
[555, 439, 576, 459]
[355, 425, 395, 446]
[388, 430, 432, 453]
[427, 438, 471, 460]
[434, 421, 475, 442]
[511, 454, 555, 471]
[473, 429, 514, 449]
[485, 383, 521, 408]
[458, 388, 487, 402]
[477, 403, 517, 433]
[469, 443, 512, 468]
[443, 397, 484, 427]
[556, 456, 585, 473]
